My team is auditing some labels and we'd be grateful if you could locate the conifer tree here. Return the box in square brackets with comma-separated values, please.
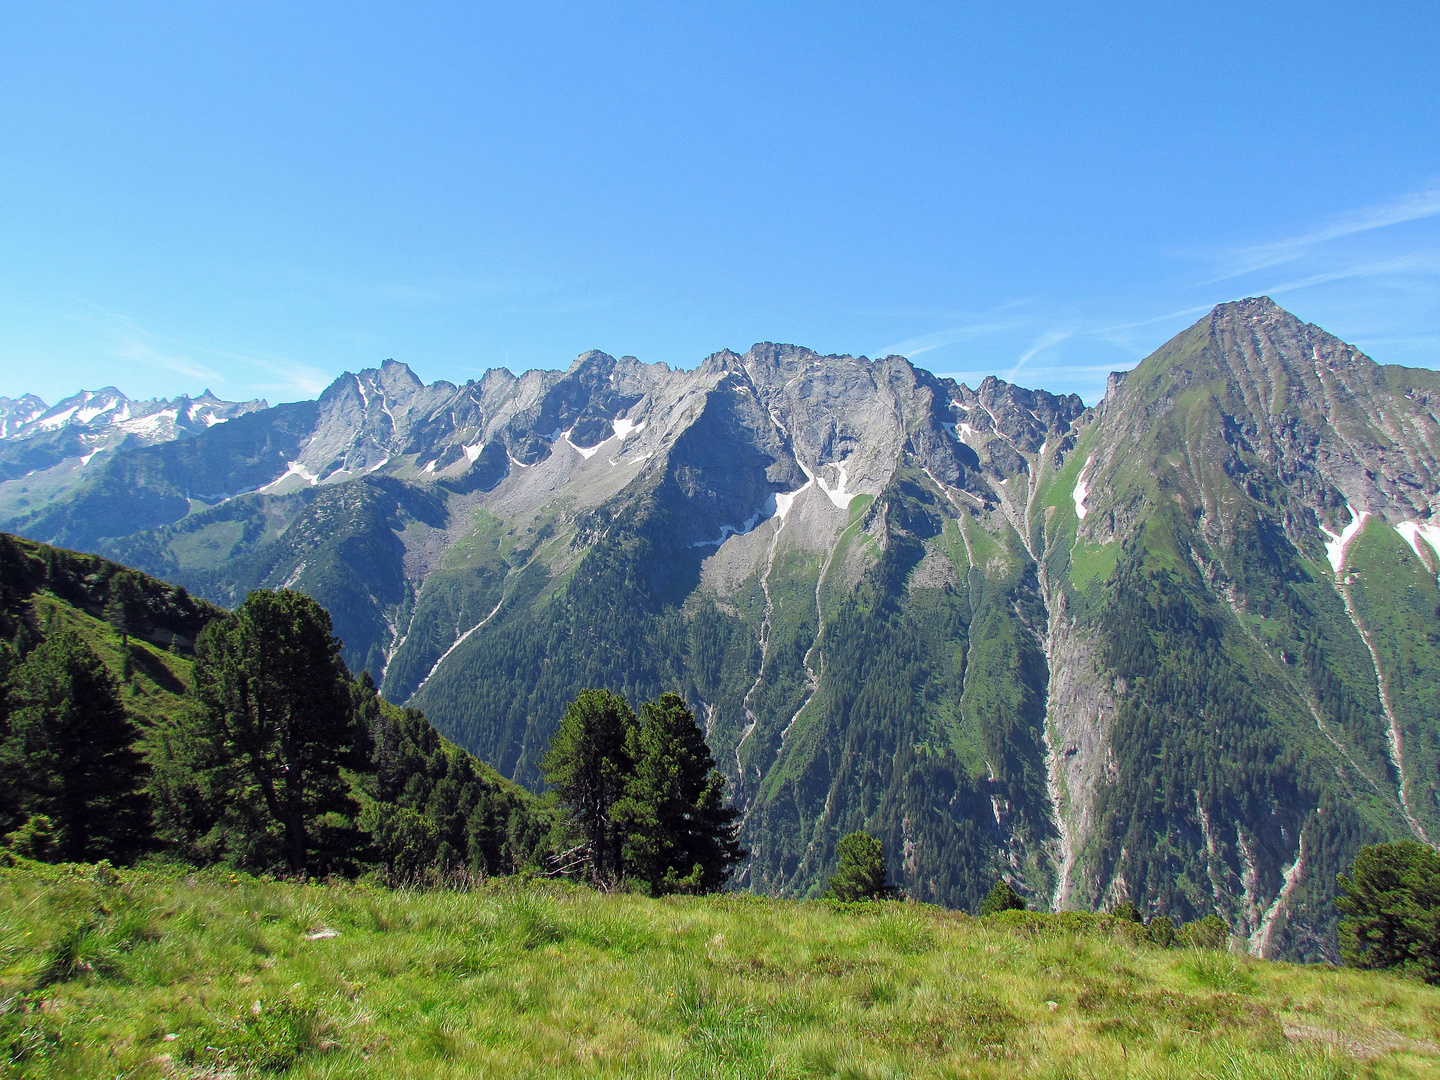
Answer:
[1337, 841, 1440, 982]
[541, 688, 636, 885]
[980, 879, 1027, 915]
[183, 589, 366, 874]
[616, 692, 743, 894]
[104, 570, 140, 648]
[0, 628, 148, 862]
[824, 831, 894, 901]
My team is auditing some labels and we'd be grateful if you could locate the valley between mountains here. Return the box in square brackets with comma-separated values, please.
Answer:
[6, 296, 1440, 961]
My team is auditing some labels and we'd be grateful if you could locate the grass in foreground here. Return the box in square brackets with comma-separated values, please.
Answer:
[1, 862, 1439, 1078]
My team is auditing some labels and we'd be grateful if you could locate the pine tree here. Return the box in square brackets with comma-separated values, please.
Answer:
[0, 628, 148, 862]
[104, 570, 140, 648]
[616, 692, 743, 895]
[541, 688, 636, 885]
[979, 880, 1027, 915]
[1337, 841, 1440, 982]
[183, 589, 367, 874]
[823, 831, 894, 901]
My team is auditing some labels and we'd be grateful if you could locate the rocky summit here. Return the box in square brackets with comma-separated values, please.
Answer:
[5, 296, 1440, 960]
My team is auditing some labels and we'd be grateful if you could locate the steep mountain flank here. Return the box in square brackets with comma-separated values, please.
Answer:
[3, 298, 1437, 959]
[1039, 298, 1440, 959]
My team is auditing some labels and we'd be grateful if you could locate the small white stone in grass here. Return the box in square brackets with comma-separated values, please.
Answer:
[304, 927, 340, 940]
[251, 1000, 263, 1016]
[1046, 1000, 1059, 1011]
[163, 1033, 178, 1042]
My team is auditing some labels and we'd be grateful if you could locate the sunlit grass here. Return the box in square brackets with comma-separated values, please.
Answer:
[0, 861, 1437, 1078]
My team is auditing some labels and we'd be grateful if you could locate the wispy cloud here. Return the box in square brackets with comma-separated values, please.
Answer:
[875, 302, 1030, 358]
[78, 301, 334, 399]
[1008, 329, 1074, 379]
[219, 351, 332, 397]
[114, 336, 223, 384]
[1090, 304, 1215, 337]
[1261, 251, 1440, 297]
[1203, 186, 1440, 281]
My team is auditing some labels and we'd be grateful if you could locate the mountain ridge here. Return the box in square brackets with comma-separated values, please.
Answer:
[2, 296, 1437, 960]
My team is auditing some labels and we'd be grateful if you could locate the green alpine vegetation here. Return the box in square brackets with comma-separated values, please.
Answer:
[1, 861, 1439, 1079]
[0, 534, 747, 898]
[0, 534, 545, 880]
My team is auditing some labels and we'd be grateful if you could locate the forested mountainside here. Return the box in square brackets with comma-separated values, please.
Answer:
[0, 533, 545, 875]
[4, 297, 1439, 959]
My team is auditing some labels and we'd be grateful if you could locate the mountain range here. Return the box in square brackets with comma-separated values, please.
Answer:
[5, 296, 1438, 961]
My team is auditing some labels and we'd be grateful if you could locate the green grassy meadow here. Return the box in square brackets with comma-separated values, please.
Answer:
[2, 864, 1439, 1079]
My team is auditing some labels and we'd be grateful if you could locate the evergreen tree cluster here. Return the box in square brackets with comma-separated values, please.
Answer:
[0, 576, 554, 879]
[0, 627, 148, 862]
[0, 532, 217, 652]
[541, 688, 744, 894]
[0, 533, 745, 892]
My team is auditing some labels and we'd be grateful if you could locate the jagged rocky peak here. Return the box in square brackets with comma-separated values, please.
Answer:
[10, 299, 1440, 961]
[0, 385, 266, 446]
[948, 374, 1087, 456]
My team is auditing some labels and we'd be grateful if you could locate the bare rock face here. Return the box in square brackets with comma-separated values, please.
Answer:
[4, 297, 1439, 961]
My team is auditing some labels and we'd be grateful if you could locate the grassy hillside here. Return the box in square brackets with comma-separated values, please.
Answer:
[2, 864, 1438, 1079]
[0, 532, 219, 728]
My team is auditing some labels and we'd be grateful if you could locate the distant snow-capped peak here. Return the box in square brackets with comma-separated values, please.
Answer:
[0, 387, 269, 450]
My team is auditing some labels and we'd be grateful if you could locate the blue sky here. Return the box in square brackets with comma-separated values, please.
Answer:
[1, 2, 1437, 406]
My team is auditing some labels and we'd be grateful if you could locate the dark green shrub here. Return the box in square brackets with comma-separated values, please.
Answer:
[1145, 915, 1176, 948]
[1176, 914, 1229, 950]
[1110, 900, 1142, 923]
[979, 880, 1026, 915]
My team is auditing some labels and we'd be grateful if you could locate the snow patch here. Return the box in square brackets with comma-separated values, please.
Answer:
[815, 459, 857, 509]
[260, 460, 320, 492]
[463, 442, 484, 462]
[610, 450, 651, 467]
[773, 488, 803, 520]
[78, 448, 102, 467]
[693, 468, 816, 548]
[280, 561, 306, 589]
[117, 409, 177, 437]
[1072, 456, 1094, 520]
[74, 401, 117, 425]
[563, 428, 602, 459]
[1395, 520, 1440, 562]
[611, 416, 644, 442]
[563, 415, 645, 462]
[1320, 506, 1371, 575]
[692, 505, 767, 548]
[36, 406, 80, 431]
